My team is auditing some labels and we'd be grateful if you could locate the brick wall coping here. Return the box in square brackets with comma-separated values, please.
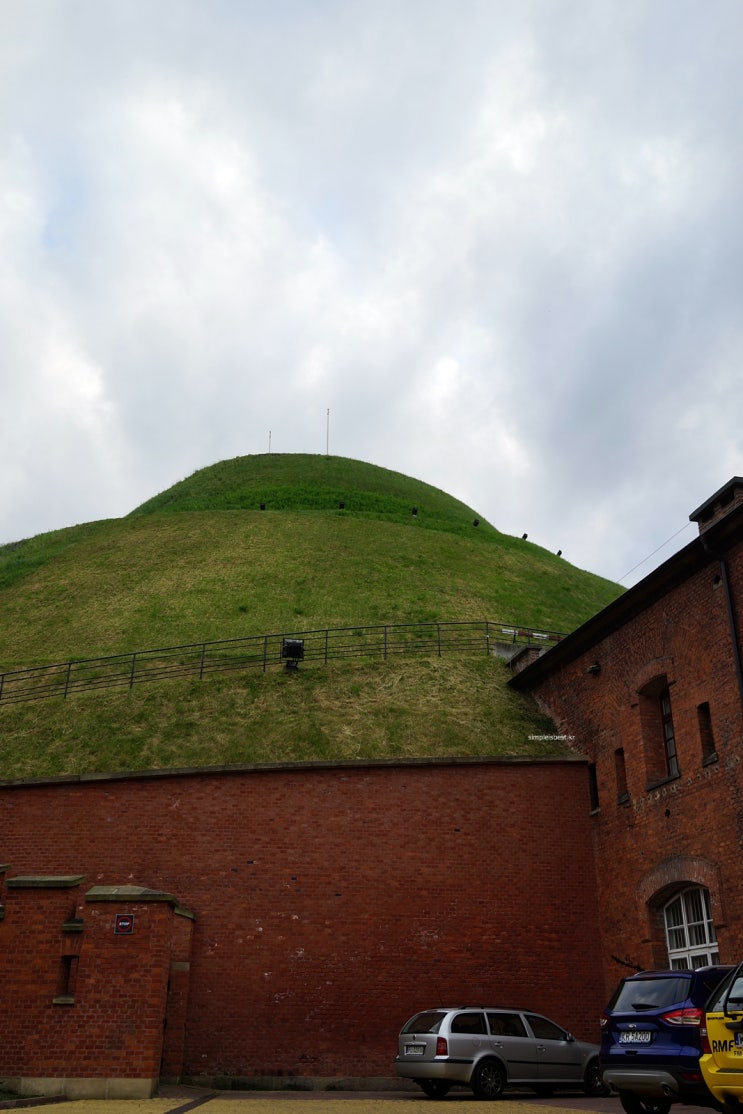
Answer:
[0, 752, 586, 791]
[1, 879, 195, 919]
[6, 876, 85, 889]
[85, 884, 182, 908]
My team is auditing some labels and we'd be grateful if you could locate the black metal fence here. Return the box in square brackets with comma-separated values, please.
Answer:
[0, 620, 563, 706]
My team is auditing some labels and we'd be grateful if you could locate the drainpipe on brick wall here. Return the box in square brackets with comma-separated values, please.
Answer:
[702, 536, 743, 718]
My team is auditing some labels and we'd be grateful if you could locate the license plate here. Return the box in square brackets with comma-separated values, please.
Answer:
[405, 1043, 425, 1056]
[619, 1031, 652, 1044]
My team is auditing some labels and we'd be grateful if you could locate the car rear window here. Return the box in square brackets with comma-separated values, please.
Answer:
[708, 971, 743, 1013]
[610, 976, 689, 1012]
[401, 1011, 447, 1034]
[451, 1012, 487, 1034]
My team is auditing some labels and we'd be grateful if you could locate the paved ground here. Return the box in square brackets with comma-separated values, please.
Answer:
[14, 1086, 714, 1114]
[12, 1097, 603, 1113]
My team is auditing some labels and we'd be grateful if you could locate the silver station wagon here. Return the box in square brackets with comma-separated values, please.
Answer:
[395, 1006, 606, 1100]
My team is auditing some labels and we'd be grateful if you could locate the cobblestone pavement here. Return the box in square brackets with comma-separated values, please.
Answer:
[26, 1089, 715, 1114]
[42, 1100, 607, 1114]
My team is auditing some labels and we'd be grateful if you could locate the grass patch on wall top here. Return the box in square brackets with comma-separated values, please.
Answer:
[0, 656, 568, 782]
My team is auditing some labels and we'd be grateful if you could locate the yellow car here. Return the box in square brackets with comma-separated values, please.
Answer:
[701, 962, 743, 1111]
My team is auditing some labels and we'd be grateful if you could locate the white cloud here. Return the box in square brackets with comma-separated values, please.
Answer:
[1, 0, 743, 590]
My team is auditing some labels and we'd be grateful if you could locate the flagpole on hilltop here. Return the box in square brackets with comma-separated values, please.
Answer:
[326, 408, 330, 456]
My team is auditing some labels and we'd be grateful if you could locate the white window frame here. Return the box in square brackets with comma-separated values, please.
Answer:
[663, 886, 719, 969]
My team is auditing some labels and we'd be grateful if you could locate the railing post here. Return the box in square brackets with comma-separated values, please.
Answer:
[0, 619, 566, 705]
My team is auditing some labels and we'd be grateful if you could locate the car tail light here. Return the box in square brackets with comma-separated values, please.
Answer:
[600, 1012, 610, 1028]
[436, 1037, 448, 1056]
[661, 1007, 703, 1026]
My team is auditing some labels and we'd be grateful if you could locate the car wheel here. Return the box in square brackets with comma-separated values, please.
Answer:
[418, 1079, 452, 1099]
[619, 1091, 671, 1114]
[583, 1058, 610, 1097]
[471, 1058, 506, 1100]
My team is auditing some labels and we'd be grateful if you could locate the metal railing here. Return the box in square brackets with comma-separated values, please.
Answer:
[0, 620, 563, 706]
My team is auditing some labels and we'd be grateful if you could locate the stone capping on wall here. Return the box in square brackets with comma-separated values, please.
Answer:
[85, 884, 194, 919]
[5, 875, 85, 889]
[86, 884, 178, 904]
[0, 752, 587, 792]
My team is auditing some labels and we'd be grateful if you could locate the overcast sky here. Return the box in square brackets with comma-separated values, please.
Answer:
[3, 0, 743, 588]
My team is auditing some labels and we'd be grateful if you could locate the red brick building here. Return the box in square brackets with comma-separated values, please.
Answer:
[3, 477, 743, 1098]
[511, 476, 743, 986]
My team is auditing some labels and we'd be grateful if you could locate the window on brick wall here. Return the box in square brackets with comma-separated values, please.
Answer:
[588, 763, 599, 811]
[54, 954, 79, 1003]
[664, 887, 719, 969]
[639, 677, 680, 787]
[614, 748, 629, 804]
[660, 687, 679, 777]
[698, 702, 717, 764]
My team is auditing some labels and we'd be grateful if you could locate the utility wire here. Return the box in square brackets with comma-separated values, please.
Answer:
[617, 521, 695, 584]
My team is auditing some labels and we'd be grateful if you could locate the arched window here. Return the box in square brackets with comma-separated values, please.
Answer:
[664, 886, 719, 969]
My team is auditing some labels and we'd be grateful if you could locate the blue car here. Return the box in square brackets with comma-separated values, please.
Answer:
[600, 967, 732, 1114]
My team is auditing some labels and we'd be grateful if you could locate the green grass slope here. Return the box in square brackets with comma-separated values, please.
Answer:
[0, 454, 622, 779]
[129, 453, 493, 529]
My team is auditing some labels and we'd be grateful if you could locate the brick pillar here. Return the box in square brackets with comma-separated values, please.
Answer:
[0, 877, 193, 1099]
[0, 875, 86, 1096]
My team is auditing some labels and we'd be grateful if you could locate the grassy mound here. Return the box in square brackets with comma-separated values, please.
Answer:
[0, 455, 621, 779]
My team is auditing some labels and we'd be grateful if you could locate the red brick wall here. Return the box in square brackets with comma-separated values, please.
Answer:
[0, 879, 84, 1081]
[80, 892, 184, 1081]
[0, 759, 604, 1083]
[0, 876, 190, 1091]
[523, 539, 743, 994]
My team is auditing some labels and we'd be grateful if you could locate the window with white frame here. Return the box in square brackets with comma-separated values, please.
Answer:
[664, 887, 719, 969]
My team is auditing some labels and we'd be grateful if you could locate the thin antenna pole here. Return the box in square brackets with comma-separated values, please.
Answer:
[326, 408, 330, 456]
[268, 430, 272, 453]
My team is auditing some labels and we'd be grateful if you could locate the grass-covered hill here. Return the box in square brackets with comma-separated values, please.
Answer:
[0, 454, 622, 780]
